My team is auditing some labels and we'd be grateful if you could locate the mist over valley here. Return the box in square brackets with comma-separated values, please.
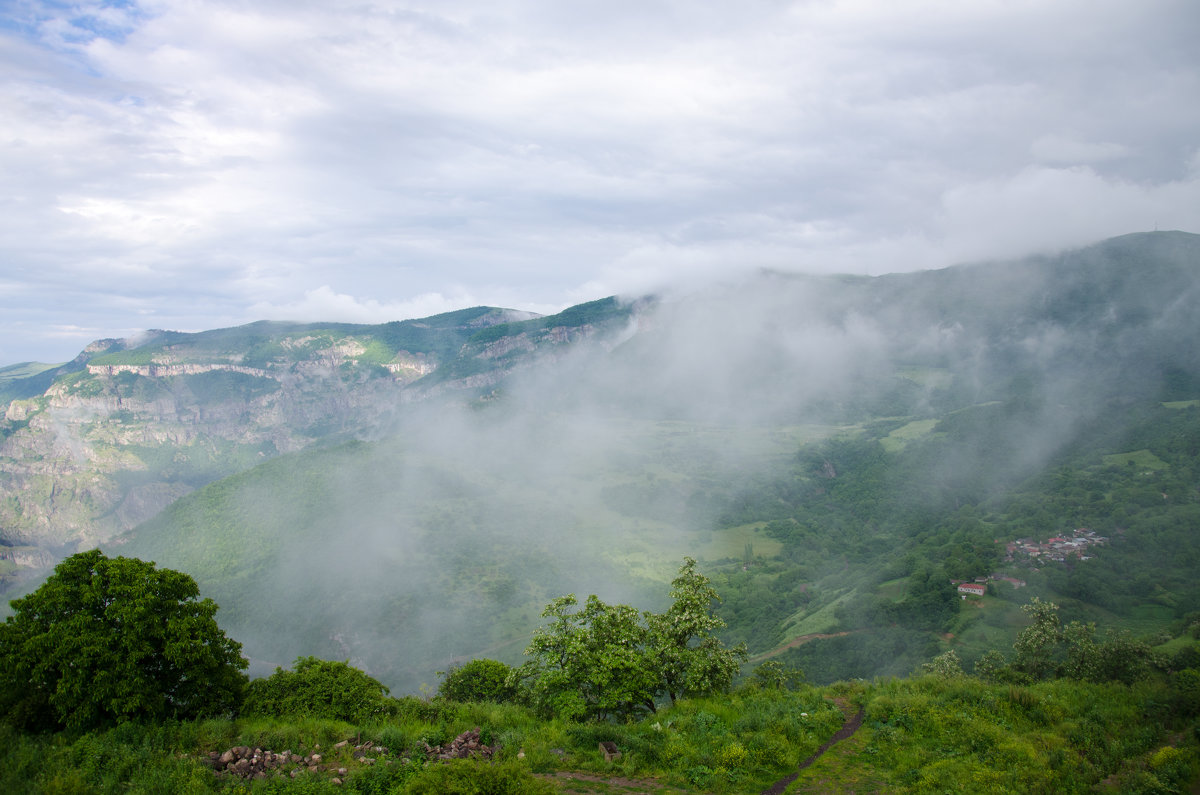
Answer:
[2, 231, 1199, 693]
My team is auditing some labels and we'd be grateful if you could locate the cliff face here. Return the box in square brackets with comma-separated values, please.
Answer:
[0, 305, 634, 576]
[1, 352, 392, 551]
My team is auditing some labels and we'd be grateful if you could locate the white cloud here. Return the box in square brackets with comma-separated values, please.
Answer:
[935, 165, 1200, 263]
[1, 0, 1198, 362]
[1031, 135, 1129, 166]
[249, 285, 562, 325]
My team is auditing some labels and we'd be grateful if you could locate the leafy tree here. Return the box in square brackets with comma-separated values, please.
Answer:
[437, 658, 517, 703]
[519, 559, 746, 720]
[748, 659, 805, 690]
[988, 599, 1161, 685]
[921, 649, 966, 679]
[1062, 622, 1160, 685]
[1012, 598, 1061, 680]
[242, 656, 394, 723]
[0, 550, 247, 731]
[644, 557, 747, 704]
[519, 594, 657, 720]
[973, 649, 1011, 682]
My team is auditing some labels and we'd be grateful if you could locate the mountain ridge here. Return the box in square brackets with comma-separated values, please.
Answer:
[1, 231, 1198, 692]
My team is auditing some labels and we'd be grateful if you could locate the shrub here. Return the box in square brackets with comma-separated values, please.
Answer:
[402, 758, 557, 794]
[242, 657, 396, 723]
[437, 659, 517, 703]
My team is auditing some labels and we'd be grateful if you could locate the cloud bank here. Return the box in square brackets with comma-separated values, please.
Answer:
[2, 0, 1197, 362]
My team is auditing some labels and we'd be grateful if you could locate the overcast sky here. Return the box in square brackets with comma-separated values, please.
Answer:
[2, 0, 1198, 364]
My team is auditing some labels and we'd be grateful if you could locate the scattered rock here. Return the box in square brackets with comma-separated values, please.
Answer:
[421, 727, 497, 761]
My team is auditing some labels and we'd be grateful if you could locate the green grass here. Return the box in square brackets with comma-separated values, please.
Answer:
[695, 523, 783, 562]
[798, 676, 1197, 793]
[879, 419, 939, 453]
[778, 590, 855, 642]
[0, 362, 62, 383]
[5, 674, 1194, 794]
[1102, 449, 1169, 470]
[1162, 400, 1200, 409]
[1108, 604, 1177, 636]
[874, 577, 908, 600]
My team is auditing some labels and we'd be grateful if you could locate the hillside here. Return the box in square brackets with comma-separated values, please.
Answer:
[30, 231, 1177, 691]
[1, 232, 1197, 688]
[0, 301, 638, 575]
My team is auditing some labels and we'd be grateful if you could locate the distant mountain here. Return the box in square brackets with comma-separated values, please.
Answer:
[0, 301, 635, 563]
[2, 232, 1198, 690]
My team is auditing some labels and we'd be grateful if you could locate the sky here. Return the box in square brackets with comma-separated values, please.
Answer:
[2, 0, 1198, 365]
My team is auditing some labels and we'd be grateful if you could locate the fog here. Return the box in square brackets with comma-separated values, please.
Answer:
[9, 232, 1198, 690]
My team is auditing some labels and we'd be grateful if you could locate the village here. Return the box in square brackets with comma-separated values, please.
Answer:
[952, 528, 1109, 598]
[1003, 527, 1109, 564]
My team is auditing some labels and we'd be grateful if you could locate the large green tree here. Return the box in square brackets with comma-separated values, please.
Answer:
[0, 550, 247, 731]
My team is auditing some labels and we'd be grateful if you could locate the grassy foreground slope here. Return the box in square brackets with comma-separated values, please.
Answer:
[3, 668, 1198, 793]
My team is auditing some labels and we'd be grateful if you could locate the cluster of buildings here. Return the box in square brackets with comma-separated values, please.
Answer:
[1003, 528, 1108, 564]
[949, 530, 1109, 600]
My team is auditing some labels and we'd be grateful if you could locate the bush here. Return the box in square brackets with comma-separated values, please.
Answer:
[437, 659, 517, 703]
[402, 758, 556, 794]
[242, 657, 396, 723]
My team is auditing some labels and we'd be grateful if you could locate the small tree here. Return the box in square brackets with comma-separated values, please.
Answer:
[519, 558, 746, 720]
[921, 649, 966, 679]
[973, 649, 1011, 682]
[644, 557, 747, 704]
[1012, 597, 1061, 680]
[0, 550, 247, 731]
[520, 594, 657, 720]
[748, 660, 805, 690]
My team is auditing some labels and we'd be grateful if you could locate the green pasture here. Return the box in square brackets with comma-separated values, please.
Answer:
[778, 589, 856, 642]
[879, 419, 939, 453]
[1103, 448, 1169, 470]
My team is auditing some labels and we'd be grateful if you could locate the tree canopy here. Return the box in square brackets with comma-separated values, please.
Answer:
[518, 557, 747, 720]
[0, 550, 247, 732]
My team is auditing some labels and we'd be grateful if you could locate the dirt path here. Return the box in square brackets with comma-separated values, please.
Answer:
[759, 700, 865, 795]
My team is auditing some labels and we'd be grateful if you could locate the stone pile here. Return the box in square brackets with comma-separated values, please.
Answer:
[336, 738, 390, 764]
[207, 746, 334, 780]
[422, 727, 497, 761]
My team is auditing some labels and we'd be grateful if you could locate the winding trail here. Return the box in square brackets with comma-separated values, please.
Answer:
[760, 701, 865, 795]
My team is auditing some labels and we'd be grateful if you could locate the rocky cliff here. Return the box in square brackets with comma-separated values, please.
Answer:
[0, 302, 636, 580]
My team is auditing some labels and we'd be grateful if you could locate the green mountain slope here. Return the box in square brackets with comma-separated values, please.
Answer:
[0, 307, 583, 564]
[94, 231, 1200, 691]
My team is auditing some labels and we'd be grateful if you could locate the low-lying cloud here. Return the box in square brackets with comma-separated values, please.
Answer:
[2, 0, 1197, 364]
